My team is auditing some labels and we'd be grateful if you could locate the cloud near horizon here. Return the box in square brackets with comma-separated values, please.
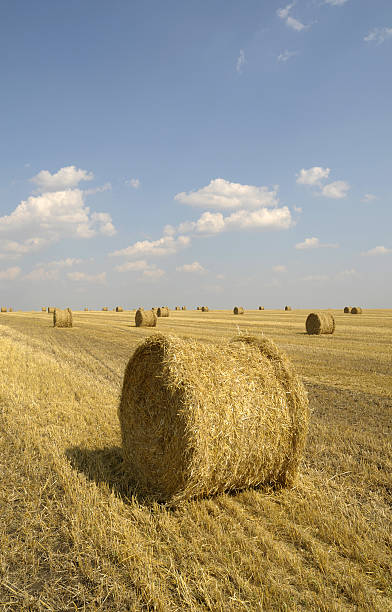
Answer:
[295, 237, 338, 250]
[296, 166, 350, 198]
[362, 245, 391, 256]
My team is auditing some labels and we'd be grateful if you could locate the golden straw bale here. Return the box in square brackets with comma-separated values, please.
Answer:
[259, 306, 265, 310]
[53, 308, 73, 328]
[118, 333, 309, 505]
[285, 306, 292, 311]
[343, 306, 351, 313]
[182, 306, 186, 310]
[135, 308, 157, 327]
[116, 306, 124, 312]
[157, 307, 169, 317]
[84, 308, 88, 311]
[306, 312, 335, 335]
[1, 307, 7, 313]
[351, 307, 362, 314]
[8, 308, 13, 312]
[175, 306, 180, 310]
[102, 307, 108, 311]
[201, 306, 209, 312]
[196, 306, 201, 310]
[41, 307, 47, 312]
[233, 306, 244, 315]
[48, 307, 55, 314]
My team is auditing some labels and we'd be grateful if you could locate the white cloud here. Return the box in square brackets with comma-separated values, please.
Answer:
[325, 0, 348, 5]
[176, 261, 206, 274]
[110, 234, 190, 258]
[277, 50, 298, 62]
[142, 268, 165, 280]
[277, 4, 308, 31]
[277, 3, 295, 20]
[364, 27, 392, 45]
[0, 266, 21, 280]
[236, 49, 245, 73]
[114, 259, 165, 280]
[320, 180, 350, 199]
[179, 207, 292, 235]
[46, 258, 83, 268]
[84, 182, 112, 196]
[362, 245, 392, 256]
[361, 193, 377, 203]
[272, 265, 287, 273]
[175, 178, 279, 210]
[31, 166, 93, 192]
[24, 267, 59, 282]
[67, 271, 107, 284]
[1, 237, 48, 256]
[295, 237, 338, 250]
[126, 178, 140, 189]
[296, 167, 331, 186]
[300, 274, 329, 282]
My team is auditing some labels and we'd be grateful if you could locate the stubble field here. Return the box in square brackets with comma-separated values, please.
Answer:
[0, 308, 391, 611]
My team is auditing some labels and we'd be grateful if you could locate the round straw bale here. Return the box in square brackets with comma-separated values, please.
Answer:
[175, 306, 180, 310]
[233, 306, 244, 315]
[53, 308, 73, 328]
[157, 307, 169, 317]
[181, 306, 186, 310]
[118, 333, 309, 505]
[116, 306, 124, 312]
[196, 306, 201, 310]
[102, 307, 108, 311]
[84, 307, 88, 311]
[285, 306, 292, 311]
[8, 308, 13, 312]
[306, 312, 335, 335]
[351, 307, 362, 314]
[259, 306, 264, 310]
[343, 306, 351, 313]
[135, 308, 157, 327]
[41, 307, 47, 312]
[1, 307, 7, 313]
[201, 306, 209, 312]
[48, 307, 55, 314]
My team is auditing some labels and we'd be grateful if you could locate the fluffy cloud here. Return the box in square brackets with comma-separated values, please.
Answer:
[45, 258, 83, 268]
[320, 180, 350, 199]
[277, 4, 308, 31]
[115, 260, 165, 279]
[0, 237, 48, 257]
[176, 261, 206, 274]
[110, 235, 190, 258]
[236, 49, 245, 73]
[175, 178, 279, 210]
[277, 50, 298, 62]
[325, 0, 348, 5]
[361, 193, 377, 203]
[362, 245, 392, 256]
[31, 166, 93, 192]
[24, 267, 59, 282]
[126, 178, 140, 189]
[364, 27, 392, 45]
[0, 266, 21, 280]
[296, 167, 331, 186]
[179, 207, 292, 235]
[295, 237, 338, 250]
[67, 271, 107, 284]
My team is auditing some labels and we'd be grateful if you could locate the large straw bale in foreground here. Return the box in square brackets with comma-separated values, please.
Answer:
[351, 307, 362, 314]
[306, 312, 335, 335]
[135, 309, 157, 327]
[157, 307, 169, 317]
[118, 333, 309, 505]
[53, 308, 73, 328]
[233, 306, 244, 315]
[344, 306, 351, 313]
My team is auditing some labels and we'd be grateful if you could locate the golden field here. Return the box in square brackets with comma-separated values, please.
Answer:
[0, 308, 391, 611]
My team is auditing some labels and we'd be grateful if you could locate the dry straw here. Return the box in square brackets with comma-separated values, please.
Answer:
[259, 306, 265, 310]
[116, 306, 124, 312]
[135, 308, 157, 328]
[285, 306, 292, 311]
[48, 307, 55, 314]
[306, 312, 335, 335]
[102, 307, 108, 311]
[8, 308, 13, 312]
[175, 306, 180, 311]
[233, 306, 244, 315]
[118, 332, 309, 505]
[351, 307, 362, 314]
[1, 307, 7, 313]
[196, 306, 201, 310]
[157, 307, 169, 317]
[182, 306, 186, 310]
[343, 306, 351, 313]
[53, 308, 73, 328]
[201, 306, 209, 312]
[84, 308, 88, 311]
[41, 307, 47, 312]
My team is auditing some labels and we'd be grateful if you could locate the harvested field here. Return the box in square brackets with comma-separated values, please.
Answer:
[0, 308, 391, 611]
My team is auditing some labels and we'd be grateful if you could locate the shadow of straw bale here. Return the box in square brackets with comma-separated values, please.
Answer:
[65, 446, 144, 504]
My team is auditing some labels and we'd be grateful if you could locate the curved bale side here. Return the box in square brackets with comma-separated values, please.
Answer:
[135, 309, 157, 328]
[233, 306, 244, 315]
[306, 312, 335, 335]
[116, 306, 124, 312]
[259, 306, 265, 310]
[157, 307, 169, 317]
[48, 307, 55, 314]
[175, 306, 180, 311]
[201, 306, 209, 312]
[118, 333, 309, 506]
[343, 306, 351, 313]
[53, 308, 73, 328]
[181, 306, 186, 310]
[351, 307, 362, 314]
[285, 306, 292, 311]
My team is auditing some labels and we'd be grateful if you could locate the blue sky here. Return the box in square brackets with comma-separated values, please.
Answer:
[0, 0, 391, 309]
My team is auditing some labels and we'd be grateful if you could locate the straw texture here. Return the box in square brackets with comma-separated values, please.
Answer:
[285, 306, 292, 311]
[135, 309, 157, 327]
[259, 306, 265, 310]
[233, 306, 244, 315]
[343, 307, 351, 313]
[116, 306, 124, 312]
[201, 306, 209, 312]
[53, 308, 73, 328]
[306, 312, 335, 335]
[351, 307, 362, 314]
[102, 307, 108, 311]
[1, 307, 7, 313]
[48, 307, 55, 314]
[157, 307, 169, 317]
[118, 333, 309, 506]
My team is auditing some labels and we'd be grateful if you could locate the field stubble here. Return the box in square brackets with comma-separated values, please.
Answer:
[0, 309, 391, 611]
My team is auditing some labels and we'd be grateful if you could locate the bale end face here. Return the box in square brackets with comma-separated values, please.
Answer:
[119, 333, 309, 505]
[306, 312, 335, 335]
[233, 306, 244, 315]
[351, 307, 362, 314]
[201, 306, 209, 312]
[53, 308, 73, 328]
[135, 309, 157, 327]
[181, 306, 186, 310]
[258, 306, 264, 310]
[285, 306, 292, 311]
[343, 306, 351, 313]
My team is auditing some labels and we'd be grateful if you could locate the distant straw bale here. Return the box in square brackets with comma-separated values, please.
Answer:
[118, 333, 309, 505]
[233, 306, 244, 315]
[306, 312, 335, 335]
[157, 307, 169, 317]
[1, 307, 7, 313]
[201, 306, 209, 312]
[285, 306, 292, 311]
[351, 307, 362, 314]
[175, 306, 180, 310]
[8, 308, 13, 312]
[196, 306, 201, 310]
[84, 308, 88, 311]
[135, 308, 157, 328]
[344, 306, 351, 313]
[116, 306, 124, 312]
[182, 306, 186, 310]
[102, 307, 108, 311]
[41, 307, 47, 312]
[259, 306, 265, 310]
[48, 307, 55, 314]
[53, 308, 73, 328]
